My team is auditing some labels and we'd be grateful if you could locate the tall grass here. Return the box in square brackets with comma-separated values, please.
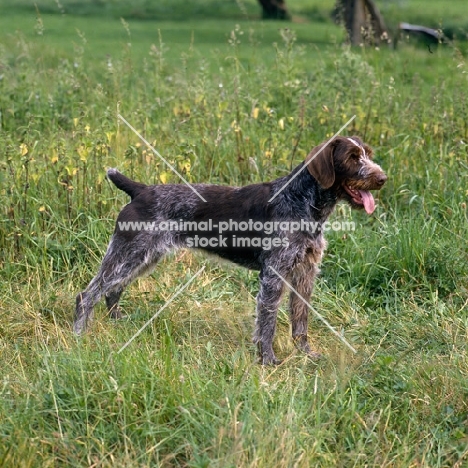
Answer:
[0, 7, 467, 467]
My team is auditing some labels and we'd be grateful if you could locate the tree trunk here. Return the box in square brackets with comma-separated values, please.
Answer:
[334, 0, 389, 45]
[257, 0, 290, 20]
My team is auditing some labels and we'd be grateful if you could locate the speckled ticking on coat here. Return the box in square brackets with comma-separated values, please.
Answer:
[74, 136, 387, 365]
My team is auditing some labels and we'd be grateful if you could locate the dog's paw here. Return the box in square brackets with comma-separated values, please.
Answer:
[305, 350, 323, 361]
[259, 354, 283, 366]
[109, 309, 125, 320]
[72, 321, 86, 335]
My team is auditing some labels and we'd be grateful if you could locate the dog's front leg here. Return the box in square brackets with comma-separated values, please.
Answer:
[289, 261, 322, 360]
[253, 270, 285, 365]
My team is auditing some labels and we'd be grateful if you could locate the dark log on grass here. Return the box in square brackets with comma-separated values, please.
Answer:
[257, 0, 290, 20]
[399, 22, 442, 43]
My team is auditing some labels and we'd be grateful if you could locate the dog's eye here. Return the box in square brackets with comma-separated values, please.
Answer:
[349, 151, 360, 160]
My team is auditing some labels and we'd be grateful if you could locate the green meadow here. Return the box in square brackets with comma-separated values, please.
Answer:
[0, 0, 467, 466]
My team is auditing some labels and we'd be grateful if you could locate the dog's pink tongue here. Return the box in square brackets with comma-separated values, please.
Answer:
[359, 190, 375, 214]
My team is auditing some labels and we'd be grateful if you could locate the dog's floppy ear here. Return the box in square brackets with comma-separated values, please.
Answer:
[305, 140, 336, 189]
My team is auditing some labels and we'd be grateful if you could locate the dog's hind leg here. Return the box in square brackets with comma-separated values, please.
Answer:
[105, 288, 124, 319]
[74, 235, 163, 334]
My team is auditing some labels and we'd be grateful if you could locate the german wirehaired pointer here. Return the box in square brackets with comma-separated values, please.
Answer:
[74, 136, 387, 365]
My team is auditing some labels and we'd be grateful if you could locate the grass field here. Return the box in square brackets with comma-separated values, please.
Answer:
[0, 0, 467, 466]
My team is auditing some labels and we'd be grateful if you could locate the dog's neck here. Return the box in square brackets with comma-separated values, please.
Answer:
[272, 163, 338, 223]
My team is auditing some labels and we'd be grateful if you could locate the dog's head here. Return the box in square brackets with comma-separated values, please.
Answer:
[305, 136, 387, 214]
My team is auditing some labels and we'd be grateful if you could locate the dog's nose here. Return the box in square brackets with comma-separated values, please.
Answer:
[376, 173, 387, 186]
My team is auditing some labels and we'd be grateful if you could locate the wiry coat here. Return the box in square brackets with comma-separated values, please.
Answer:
[74, 136, 387, 365]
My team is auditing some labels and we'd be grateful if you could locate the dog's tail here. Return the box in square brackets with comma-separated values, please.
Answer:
[107, 168, 147, 199]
